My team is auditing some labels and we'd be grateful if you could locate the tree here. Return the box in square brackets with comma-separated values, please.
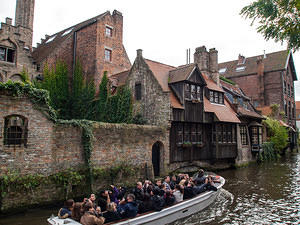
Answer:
[96, 71, 109, 122]
[240, 0, 300, 52]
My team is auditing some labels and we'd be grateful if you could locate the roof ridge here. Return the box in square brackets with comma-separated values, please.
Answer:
[144, 58, 175, 68]
[44, 11, 108, 40]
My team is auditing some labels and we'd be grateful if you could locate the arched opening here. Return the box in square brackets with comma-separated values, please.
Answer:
[152, 141, 163, 177]
[4, 115, 28, 147]
[10, 74, 22, 82]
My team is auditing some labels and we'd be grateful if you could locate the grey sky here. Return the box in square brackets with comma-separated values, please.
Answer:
[1, 0, 299, 100]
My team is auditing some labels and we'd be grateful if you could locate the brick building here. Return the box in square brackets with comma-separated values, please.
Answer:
[296, 101, 300, 130]
[32, 10, 131, 87]
[219, 50, 298, 129]
[0, 0, 37, 82]
[112, 46, 263, 173]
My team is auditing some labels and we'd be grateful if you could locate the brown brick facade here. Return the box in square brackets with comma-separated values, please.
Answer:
[33, 10, 131, 88]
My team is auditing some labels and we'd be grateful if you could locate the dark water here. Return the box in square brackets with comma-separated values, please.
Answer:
[1, 152, 300, 225]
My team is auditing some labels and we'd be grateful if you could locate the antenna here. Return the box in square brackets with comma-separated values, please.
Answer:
[186, 49, 188, 64]
[189, 48, 191, 64]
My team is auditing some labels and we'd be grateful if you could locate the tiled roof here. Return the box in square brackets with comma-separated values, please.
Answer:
[256, 106, 272, 117]
[296, 101, 300, 110]
[32, 12, 108, 63]
[144, 59, 176, 92]
[170, 92, 184, 109]
[218, 50, 296, 79]
[238, 106, 264, 119]
[169, 64, 195, 83]
[109, 70, 130, 87]
[202, 73, 224, 92]
[204, 98, 240, 123]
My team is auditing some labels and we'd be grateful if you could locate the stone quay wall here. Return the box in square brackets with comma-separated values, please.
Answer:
[0, 93, 168, 212]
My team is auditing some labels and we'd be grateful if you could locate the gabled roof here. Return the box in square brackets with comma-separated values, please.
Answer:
[32, 12, 108, 63]
[202, 73, 224, 92]
[219, 50, 297, 81]
[109, 70, 130, 87]
[144, 59, 176, 92]
[169, 64, 195, 83]
[204, 98, 240, 123]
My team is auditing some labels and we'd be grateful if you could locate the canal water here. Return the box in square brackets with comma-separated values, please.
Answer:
[0, 152, 299, 225]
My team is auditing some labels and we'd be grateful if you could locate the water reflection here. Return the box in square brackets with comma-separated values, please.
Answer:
[172, 152, 300, 225]
[0, 153, 299, 225]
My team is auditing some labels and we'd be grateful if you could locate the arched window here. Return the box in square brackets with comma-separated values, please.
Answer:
[4, 115, 28, 147]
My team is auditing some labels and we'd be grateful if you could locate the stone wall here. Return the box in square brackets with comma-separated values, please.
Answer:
[0, 92, 169, 212]
[127, 55, 171, 127]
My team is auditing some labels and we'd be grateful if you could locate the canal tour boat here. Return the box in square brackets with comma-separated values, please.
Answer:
[47, 176, 225, 225]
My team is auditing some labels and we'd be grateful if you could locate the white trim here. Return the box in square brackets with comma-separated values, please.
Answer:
[284, 51, 291, 70]
[186, 66, 196, 80]
[104, 46, 112, 51]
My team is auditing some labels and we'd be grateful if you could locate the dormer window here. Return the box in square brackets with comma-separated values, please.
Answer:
[0, 46, 15, 63]
[209, 90, 224, 104]
[185, 83, 202, 101]
[236, 66, 246, 72]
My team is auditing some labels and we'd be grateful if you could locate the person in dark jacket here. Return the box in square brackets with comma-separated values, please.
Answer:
[117, 194, 138, 219]
[164, 190, 175, 206]
[151, 187, 165, 211]
[98, 190, 110, 212]
[131, 182, 145, 202]
[103, 202, 120, 223]
[138, 193, 153, 213]
[183, 181, 196, 200]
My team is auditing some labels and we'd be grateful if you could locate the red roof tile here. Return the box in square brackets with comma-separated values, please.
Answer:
[170, 92, 184, 109]
[202, 73, 224, 92]
[109, 70, 130, 86]
[144, 59, 176, 92]
[204, 98, 240, 123]
[169, 64, 195, 83]
[296, 101, 300, 110]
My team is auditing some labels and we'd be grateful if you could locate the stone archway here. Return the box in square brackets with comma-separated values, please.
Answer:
[9, 74, 22, 82]
[152, 141, 164, 177]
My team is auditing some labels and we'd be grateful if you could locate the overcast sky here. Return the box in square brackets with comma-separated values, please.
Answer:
[1, 0, 299, 100]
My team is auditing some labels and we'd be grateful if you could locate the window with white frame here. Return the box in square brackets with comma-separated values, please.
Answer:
[104, 48, 112, 62]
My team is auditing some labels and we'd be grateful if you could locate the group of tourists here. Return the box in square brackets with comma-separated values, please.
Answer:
[58, 169, 220, 225]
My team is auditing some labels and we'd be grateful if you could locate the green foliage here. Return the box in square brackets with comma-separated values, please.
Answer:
[96, 71, 109, 121]
[96, 73, 133, 123]
[263, 117, 288, 154]
[35, 62, 71, 119]
[20, 67, 31, 85]
[71, 63, 96, 120]
[220, 76, 236, 85]
[106, 86, 133, 123]
[92, 162, 138, 184]
[0, 81, 57, 121]
[240, 0, 300, 52]
[257, 142, 278, 162]
[269, 103, 279, 118]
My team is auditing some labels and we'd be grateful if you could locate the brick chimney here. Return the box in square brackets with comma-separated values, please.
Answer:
[209, 48, 219, 86]
[5, 17, 12, 25]
[238, 54, 245, 65]
[257, 56, 265, 105]
[194, 46, 209, 72]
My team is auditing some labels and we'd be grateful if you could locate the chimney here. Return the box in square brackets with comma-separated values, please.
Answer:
[45, 34, 49, 39]
[209, 48, 219, 86]
[6, 17, 12, 25]
[238, 54, 245, 65]
[257, 56, 264, 76]
[194, 46, 209, 72]
[137, 49, 143, 58]
[112, 9, 123, 42]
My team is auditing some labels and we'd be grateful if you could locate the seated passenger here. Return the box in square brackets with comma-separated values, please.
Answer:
[89, 193, 97, 209]
[131, 181, 145, 202]
[117, 194, 138, 219]
[151, 187, 165, 211]
[164, 190, 175, 206]
[58, 199, 74, 219]
[103, 203, 121, 223]
[138, 192, 153, 213]
[72, 202, 83, 222]
[98, 190, 110, 212]
[163, 176, 171, 191]
[183, 181, 196, 200]
[80, 202, 105, 225]
[173, 184, 184, 203]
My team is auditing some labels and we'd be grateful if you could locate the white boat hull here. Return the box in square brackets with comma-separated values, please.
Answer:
[48, 177, 225, 225]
